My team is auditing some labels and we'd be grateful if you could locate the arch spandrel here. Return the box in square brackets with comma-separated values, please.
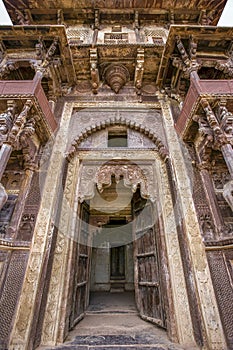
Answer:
[78, 161, 157, 203]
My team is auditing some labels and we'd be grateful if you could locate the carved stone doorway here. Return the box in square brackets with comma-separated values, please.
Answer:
[72, 167, 166, 330]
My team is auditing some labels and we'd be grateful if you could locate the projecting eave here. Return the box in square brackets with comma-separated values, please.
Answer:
[0, 25, 76, 86]
[157, 25, 233, 89]
[3, 0, 227, 25]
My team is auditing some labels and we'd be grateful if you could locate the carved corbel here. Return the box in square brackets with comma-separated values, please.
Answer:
[216, 100, 233, 141]
[42, 37, 59, 69]
[35, 37, 45, 60]
[198, 10, 206, 25]
[7, 100, 33, 147]
[33, 38, 59, 79]
[134, 10, 140, 30]
[90, 48, 100, 94]
[198, 10, 212, 25]
[134, 48, 144, 95]
[200, 99, 233, 151]
[189, 35, 197, 60]
[215, 60, 233, 78]
[176, 36, 190, 67]
[200, 99, 221, 135]
[94, 9, 100, 30]
[0, 61, 19, 79]
[19, 118, 38, 170]
[57, 9, 64, 25]
[169, 10, 175, 25]
[15, 9, 30, 25]
[175, 35, 199, 78]
[216, 43, 233, 78]
[193, 114, 213, 168]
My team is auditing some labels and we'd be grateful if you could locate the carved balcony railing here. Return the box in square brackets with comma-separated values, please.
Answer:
[176, 78, 233, 137]
[0, 79, 57, 135]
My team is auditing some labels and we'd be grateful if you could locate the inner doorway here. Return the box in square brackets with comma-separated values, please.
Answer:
[110, 245, 125, 280]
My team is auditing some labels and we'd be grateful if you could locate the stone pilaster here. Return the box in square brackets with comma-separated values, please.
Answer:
[156, 160, 196, 346]
[160, 96, 227, 349]
[9, 102, 74, 349]
[41, 155, 80, 345]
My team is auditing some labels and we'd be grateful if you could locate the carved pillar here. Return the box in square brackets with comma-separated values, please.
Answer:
[0, 100, 33, 211]
[197, 162, 224, 236]
[0, 100, 16, 181]
[159, 94, 227, 349]
[200, 99, 233, 211]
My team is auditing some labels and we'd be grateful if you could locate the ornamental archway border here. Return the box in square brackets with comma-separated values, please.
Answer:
[66, 115, 169, 161]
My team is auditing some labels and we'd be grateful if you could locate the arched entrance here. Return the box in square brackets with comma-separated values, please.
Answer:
[68, 160, 166, 332]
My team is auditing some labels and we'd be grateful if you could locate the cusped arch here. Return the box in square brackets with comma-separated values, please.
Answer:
[67, 116, 169, 160]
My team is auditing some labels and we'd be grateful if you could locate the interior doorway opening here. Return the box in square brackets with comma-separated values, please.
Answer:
[110, 245, 125, 280]
[90, 176, 134, 293]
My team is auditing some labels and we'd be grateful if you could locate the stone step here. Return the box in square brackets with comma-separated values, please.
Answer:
[41, 335, 183, 350]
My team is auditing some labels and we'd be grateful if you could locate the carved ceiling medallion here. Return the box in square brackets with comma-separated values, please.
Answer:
[104, 64, 130, 93]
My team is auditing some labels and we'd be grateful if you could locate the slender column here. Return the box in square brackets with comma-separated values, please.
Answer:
[199, 166, 224, 233]
[7, 168, 35, 238]
[0, 143, 12, 180]
[221, 144, 233, 211]
[221, 143, 233, 178]
[200, 99, 233, 211]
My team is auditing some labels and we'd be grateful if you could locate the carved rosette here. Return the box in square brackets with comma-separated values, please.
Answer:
[104, 64, 130, 93]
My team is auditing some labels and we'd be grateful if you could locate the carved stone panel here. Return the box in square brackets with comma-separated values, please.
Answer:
[0, 251, 29, 348]
[207, 250, 233, 349]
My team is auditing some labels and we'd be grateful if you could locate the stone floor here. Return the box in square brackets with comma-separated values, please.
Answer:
[38, 292, 190, 350]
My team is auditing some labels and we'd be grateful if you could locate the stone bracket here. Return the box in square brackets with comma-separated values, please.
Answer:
[134, 48, 144, 95]
[90, 48, 100, 94]
[175, 35, 199, 78]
